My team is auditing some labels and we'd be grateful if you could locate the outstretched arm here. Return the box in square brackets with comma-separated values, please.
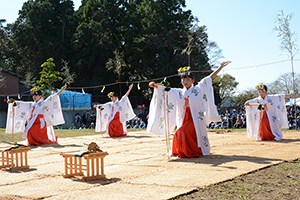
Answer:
[285, 93, 296, 98]
[209, 61, 231, 79]
[94, 104, 103, 109]
[149, 82, 169, 89]
[149, 82, 158, 89]
[125, 84, 134, 96]
[57, 85, 67, 96]
[7, 99, 14, 104]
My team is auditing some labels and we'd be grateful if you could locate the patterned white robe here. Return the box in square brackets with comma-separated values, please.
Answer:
[147, 76, 220, 155]
[95, 96, 136, 135]
[6, 93, 65, 142]
[246, 95, 288, 141]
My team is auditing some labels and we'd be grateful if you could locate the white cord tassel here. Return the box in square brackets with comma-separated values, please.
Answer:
[163, 77, 166, 82]
[82, 88, 85, 94]
[137, 82, 140, 90]
[18, 94, 21, 99]
[101, 86, 105, 93]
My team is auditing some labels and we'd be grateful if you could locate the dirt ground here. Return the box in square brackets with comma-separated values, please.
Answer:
[174, 159, 300, 200]
[1, 130, 300, 200]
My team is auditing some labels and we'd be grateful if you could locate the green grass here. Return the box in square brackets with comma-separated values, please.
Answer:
[1, 127, 298, 143]
[173, 159, 300, 200]
[0, 128, 145, 143]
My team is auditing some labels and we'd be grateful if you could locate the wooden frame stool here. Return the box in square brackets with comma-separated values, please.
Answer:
[0, 147, 31, 170]
[60, 151, 108, 181]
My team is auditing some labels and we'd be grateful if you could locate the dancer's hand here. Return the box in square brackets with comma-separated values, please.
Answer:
[220, 61, 231, 67]
[149, 82, 158, 88]
[210, 61, 231, 79]
[129, 83, 133, 89]
[61, 84, 67, 91]
[57, 85, 67, 96]
[286, 93, 296, 98]
[126, 83, 134, 96]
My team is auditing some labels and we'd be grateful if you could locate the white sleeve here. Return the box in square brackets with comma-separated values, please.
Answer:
[147, 86, 177, 135]
[119, 96, 136, 123]
[245, 98, 260, 138]
[43, 94, 65, 126]
[198, 76, 220, 124]
[95, 102, 111, 132]
[6, 101, 33, 134]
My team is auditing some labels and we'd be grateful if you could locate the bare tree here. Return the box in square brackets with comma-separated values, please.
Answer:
[274, 10, 299, 128]
[24, 72, 36, 86]
[268, 72, 300, 95]
[205, 41, 224, 69]
[61, 60, 76, 85]
[180, 33, 194, 67]
[274, 10, 299, 93]
[106, 49, 126, 95]
[174, 27, 224, 69]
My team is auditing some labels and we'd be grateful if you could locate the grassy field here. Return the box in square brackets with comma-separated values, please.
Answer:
[173, 159, 300, 200]
[0, 128, 144, 143]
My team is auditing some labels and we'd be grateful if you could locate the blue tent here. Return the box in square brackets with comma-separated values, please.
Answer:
[59, 90, 92, 110]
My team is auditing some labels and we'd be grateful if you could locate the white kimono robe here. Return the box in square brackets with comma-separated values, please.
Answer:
[6, 93, 65, 142]
[246, 95, 288, 141]
[147, 76, 220, 155]
[95, 96, 136, 135]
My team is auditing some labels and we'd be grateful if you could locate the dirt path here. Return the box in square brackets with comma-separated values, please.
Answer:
[1, 130, 300, 200]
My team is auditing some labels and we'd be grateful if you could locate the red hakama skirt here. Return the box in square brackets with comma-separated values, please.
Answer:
[27, 114, 58, 146]
[259, 110, 275, 141]
[172, 107, 203, 158]
[108, 112, 126, 137]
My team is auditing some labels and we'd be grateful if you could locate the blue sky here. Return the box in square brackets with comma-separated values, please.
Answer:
[1, 0, 299, 93]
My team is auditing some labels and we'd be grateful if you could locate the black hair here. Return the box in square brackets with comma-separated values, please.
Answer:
[31, 90, 42, 96]
[109, 92, 119, 98]
[180, 72, 194, 80]
[258, 85, 268, 91]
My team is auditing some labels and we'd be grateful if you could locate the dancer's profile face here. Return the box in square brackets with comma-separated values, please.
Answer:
[258, 89, 267, 99]
[32, 94, 41, 102]
[181, 77, 195, 89]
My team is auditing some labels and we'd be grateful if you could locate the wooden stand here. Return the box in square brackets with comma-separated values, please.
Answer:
[60, 151, 108, 181]
[0, 147, 31, 170]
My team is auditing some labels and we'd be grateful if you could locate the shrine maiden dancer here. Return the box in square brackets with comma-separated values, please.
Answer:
[148, 61, 231, 158]
[245, 84, 295, 141]
[94, 84, 136, 137]
[6, 85, 67, 145]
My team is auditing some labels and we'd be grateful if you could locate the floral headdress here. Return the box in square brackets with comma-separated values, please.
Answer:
[177, 66, 191, 76]
[107, 92, 114, 98]
[30, 87, 42, 95]
[255, 84, 266, 91]
[30, 88, 37, 92]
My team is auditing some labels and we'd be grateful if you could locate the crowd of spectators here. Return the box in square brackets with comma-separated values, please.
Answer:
[208, 107, 246, 129]
[70, 111, 96, 129]
[69, 110, 149, 130]
[286, 106, 300, 129]
[126, 110, 149, 129]
[67, 105, 300, 130]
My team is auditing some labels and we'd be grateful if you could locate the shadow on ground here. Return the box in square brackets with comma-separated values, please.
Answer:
[170, 154, 283, 169]
[29, 143, 83, 149]
[72, 177, 121, 185]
